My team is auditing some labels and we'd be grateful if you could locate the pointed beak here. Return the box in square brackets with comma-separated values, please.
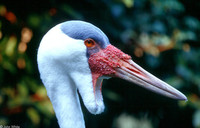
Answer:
[89, 45, 187, 101]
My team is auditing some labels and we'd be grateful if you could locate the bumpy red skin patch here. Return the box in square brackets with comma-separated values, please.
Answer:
[88, 45, 131, 87]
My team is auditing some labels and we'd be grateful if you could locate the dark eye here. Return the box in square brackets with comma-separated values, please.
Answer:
[84, 38, 96, 48]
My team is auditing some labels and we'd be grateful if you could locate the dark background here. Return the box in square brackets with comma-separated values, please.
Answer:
[0, 0, 200, 128]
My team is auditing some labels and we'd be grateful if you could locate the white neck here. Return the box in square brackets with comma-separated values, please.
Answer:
[47, 73, 85, 128]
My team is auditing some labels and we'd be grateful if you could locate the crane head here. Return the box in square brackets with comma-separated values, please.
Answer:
[38, 20, 187, 116]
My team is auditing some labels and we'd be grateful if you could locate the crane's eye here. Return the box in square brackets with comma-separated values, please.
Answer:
[84, 39, 96, 48]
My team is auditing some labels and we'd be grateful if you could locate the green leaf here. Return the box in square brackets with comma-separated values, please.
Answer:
[5, 36, 17, 57]
[27, 108, 40, 125]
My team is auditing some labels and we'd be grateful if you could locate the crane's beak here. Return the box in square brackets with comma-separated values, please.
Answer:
[89, 45, 187, 101]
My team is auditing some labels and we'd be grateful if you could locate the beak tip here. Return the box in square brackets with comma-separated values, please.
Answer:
[181, 95, 188, 101]
[176, 93, 187, 101]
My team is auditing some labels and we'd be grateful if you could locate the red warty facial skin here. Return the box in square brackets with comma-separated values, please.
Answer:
[89, 45, 130, 75]
[88, 45, 131, 87]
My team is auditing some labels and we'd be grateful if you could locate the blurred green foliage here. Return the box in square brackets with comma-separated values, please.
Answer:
[0, 0, 200, 128]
